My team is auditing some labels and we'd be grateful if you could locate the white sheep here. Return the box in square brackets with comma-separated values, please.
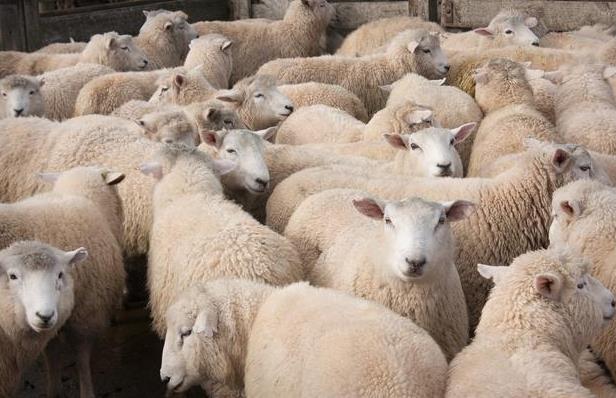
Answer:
[137, 109, 199, 146]
[446, 249, 615, 398]
[257, 29, 449, 116]
[0, 75, 45, 118]
[0, 241, 87, 397]
[160, 279, 448, 397]
[303, 191, 472, 361]
[140, 145, 303, 337]
[148, 68, 217, 106]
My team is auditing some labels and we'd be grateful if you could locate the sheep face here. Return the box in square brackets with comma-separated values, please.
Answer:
[389, 30, 449, 79]
[151, 71, 213, 106]
[0, 75, 44, 118]
[473, 10, 539, 46]
[299, 0, 335, 28]
[353, 197, 474, 282]
[196, 106, 246, 133]
[384, 124, 475, 178]
[0, 242, 86, 333]
[86, 33, 149, 71]
[202, 128, 276, 194]
[138, 110, 197, 146]
[141, 10, 198, 59]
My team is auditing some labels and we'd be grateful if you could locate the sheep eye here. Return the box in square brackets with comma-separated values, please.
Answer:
[438, 216, 446, 225]
[450, 138, 455, 146]
[505, 29, 513, 35]
[160, 87, 169, 93]
[226, 148, 237, 154]
[410, 143, 420, 150]
[29, 90, 35, 95]
[255, 93, 264, 99]
[8, 273, 17, 280]
[577, 282, 584, 289]
[422, 48, 431, 54]
[121, 46, 130, 51]
[1, 92, 6, 97]
[384, 217, 392, 225]
[58, 272, 63, 280]
[180, 329, 192, 338]
[579, 165, 590, 172]
[223, 120, 233, 125]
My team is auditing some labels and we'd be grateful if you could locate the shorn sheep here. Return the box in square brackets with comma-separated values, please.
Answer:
[140, 145, 303, 337]
[160, 279, 448, 397]
[0, 241, 87, 398]
[446, 249, 615, 398]
[257, 29, 449, 116]
[307, 192, 472, 361]
[193, 0, 335, 84]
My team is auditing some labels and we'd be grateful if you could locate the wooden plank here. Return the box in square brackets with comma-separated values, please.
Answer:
[0, 1, 27, 50]
[409, 0, 429, 19]
[441, 0, 616, 31]
[23, 0, 42, 50]
[229, 0, 252, 18]
[331, 1, 409, 30]
[36, 0, 229, 48]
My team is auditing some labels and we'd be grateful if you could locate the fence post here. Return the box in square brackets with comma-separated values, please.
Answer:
[23, 0, 42, 50]
[0, 0, 27, 50]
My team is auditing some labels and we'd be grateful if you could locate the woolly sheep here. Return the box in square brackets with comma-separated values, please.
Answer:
[0, 166, 125, 397]
[137, 109, 199, 146]
[446, 249, 615, 398]
[36, 41, 87, 54]
[279, 141, 602, 329]
[549, 180, 616, 378]
[149, 68, 217, 106]
[183, 34, 234, 89]
[467, 58, 559, 176]
[0, 75, 44, 118]
[539, 24, 614, 51]
[160, 279, 448, 397]
[140, 145, 303, 337]
[0, 241, 86, 398]
[527, 70, 557, 124]
[257, 29, 449, 116]
[278, 82, 369, 122]
[305, 192, 472, 360]
[336, 16, 444, 57]
[0, 32, 149, 78]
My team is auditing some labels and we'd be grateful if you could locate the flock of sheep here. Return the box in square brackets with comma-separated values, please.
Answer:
[2, 1, 616, 397]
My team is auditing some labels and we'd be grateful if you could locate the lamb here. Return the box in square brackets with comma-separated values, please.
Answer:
[554, 63, 616, 155]
[279, 140, 602, 329]
[140, 145, 303, 337]
[278, 82, 369, 122]
[192, 0, 335, 84]
[160, 279, 448, 397]
[304, 192, 472, 360]
[183, 34, 234, 89]
[467, 58, 559, 176]
[0, 166, 125, 397]
[446, 249, 615, 398]
[257, 29, 449, 116]
[549, 179, 616, 379]
[0, 75, 45, 118]
[0, 32, 149, 78]
[0, 241, 87, 398]
[336, 16, 444, 57]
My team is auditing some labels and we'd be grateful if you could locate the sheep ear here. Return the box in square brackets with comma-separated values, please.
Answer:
[604, 66, 616, 80]
[477, 264, 509, 284]
[194, 308, 218, 337]
[534, 272, 563, 301]
[105, 36, 117, 50]
[173, 74, 186, 88]
[102, 171, 125, 186]
[525, 17, 538, 28]
[164, 21, 173, 31]
[407, 40, 420, 53]
[552, 148, 571, 172]
[543, 70, 563, 84]
[204, 107, 219, 122]
[38, 77, 45, 87]
[212, 159, 236, 176]
[559, 200, 581, 219]
[254, 126, 277, 142]
[353, 198, 385, 220]
[215, 89, 244, 104]
[383, 133, 408, 150]
[221, 40, 233, 52]
[431, 78, 446, 86]
[473, 27, 494, 37]
[138, 161, 164, 180]
[451, 122, 476, 144]
[405, 109, 433, 125]
[64, 247, 88, 267]
[200, 130, 223, 148]
[442, 200, 476, 222]
[379, 84, 393, 93]
[37, 172, 61, 184]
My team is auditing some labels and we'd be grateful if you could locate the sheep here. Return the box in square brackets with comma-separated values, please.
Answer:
[446, 249, 615, 398]
[278, 82, 369, 122]
[527, 69, 557, 124]
[336, 16, 444, 57]
[192, 0, 335, 84]
[257, 29, 449, 116]
[305, 192, 472, 361]
[0, 166, 125, 398]
[160, 279, 448, 397]
[140, 145, 303, 337]
[549, 179, 616, 379]
[275, 100, 435, 145]
[539, 24, 614, 51]
[0, 241, 87, 398]
[36, 41, 87, 54]
[467, 58, 559, 176]
[149, 68, 217, 106]
[0, 75, 45, 118]
[183, 34, 234, 89]
[279, 140, 603, 329]
[382, 73, 482, 169]
[442, 9, 540, 52]
[0, 32, 149, 78]
[554, 64, 616, 155]
[137, 109, 199, 146]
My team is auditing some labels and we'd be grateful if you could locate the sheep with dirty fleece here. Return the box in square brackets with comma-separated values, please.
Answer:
[160, 279, 448, 397]
[467, 58, 559, 176]
[140, 145, 303, 337]
[0, 241, 87, 398]
[193, 0, 334, 84]
[446, 249, 615, 398]
[257, 29, 449, 116]
[0, 32, 149, 78]
[0, 166, 125, 397]
[549, 180, 616, 379]
[278, 141, 602, 329]
[302, 191, 472, 361]
[0, 75, 45, 118]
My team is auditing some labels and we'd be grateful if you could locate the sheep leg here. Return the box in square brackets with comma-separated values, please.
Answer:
[75, 337, 95, 398]
[44, 337, 64, 398]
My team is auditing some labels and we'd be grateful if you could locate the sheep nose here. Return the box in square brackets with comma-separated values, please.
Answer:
[285, 105, 294, 112]
[14, 108, 24, 116]
[143, 59, 149, 65]
[255, 177, 269, 189]
[532, 42, 539, 46]
[35, 311, 55, 323]
[443, 65, 450, 71]
[405, 257, 426, 270]
[437, 162, 451, 170]
[161, 376, 171, 385]
[611, 300, 615, 308]
[163, 138, 174, 144]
